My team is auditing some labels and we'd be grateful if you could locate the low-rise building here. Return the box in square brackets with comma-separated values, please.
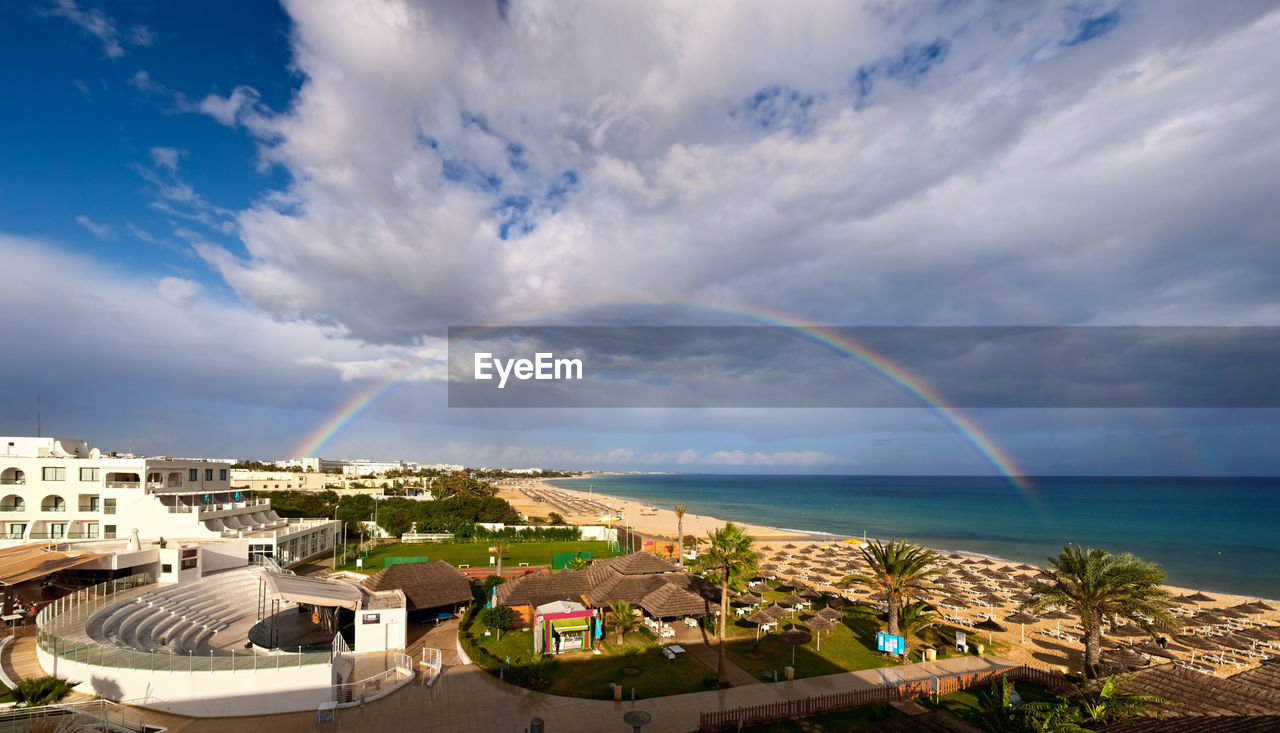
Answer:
[0, 436, 336, 566]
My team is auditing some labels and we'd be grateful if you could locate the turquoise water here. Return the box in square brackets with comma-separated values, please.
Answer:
[549, 475, 1280, 599]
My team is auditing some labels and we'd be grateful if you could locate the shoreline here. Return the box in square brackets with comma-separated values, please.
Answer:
[502, 475, 1279, 605]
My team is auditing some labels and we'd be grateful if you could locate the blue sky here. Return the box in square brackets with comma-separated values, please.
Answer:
[1, 0, 1278, 475]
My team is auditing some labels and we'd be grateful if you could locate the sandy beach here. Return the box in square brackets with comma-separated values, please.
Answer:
[498, 476, 1278, 673]
[498, 477, 811, 541]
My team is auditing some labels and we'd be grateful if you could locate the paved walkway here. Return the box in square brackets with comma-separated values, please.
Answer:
[7, 623, 1020, 732]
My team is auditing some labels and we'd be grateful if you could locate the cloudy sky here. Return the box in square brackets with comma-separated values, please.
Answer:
[1, 0, 1277, 475]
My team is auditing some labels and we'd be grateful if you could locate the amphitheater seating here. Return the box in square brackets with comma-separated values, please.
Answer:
[85, 568, 264, 654]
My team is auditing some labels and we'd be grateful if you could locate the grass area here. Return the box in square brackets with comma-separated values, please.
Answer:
[462, 613, 714, 699]
[720, 579, 1005, 681]
[725, 604, 900, 681]
[741, 705, 904, 732]
[334, 540, 620, 573]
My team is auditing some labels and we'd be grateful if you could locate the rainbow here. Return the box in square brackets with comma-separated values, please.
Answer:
[291, 296, 1034, 495]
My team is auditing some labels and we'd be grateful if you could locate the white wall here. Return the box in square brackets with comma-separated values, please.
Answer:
[37, 646, 334, 717]
[353, 607, 407, 653]
[200, 540, 249, 572]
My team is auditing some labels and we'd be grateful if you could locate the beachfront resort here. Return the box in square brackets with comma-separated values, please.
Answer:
[0, 444, 1276, 732]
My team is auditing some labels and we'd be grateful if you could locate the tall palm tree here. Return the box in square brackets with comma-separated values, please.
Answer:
[609, 600, 638, 645]
[697, 522, 758, 683]
[674, 505, 687, 565]
[1024, 545, 1179, 677]
[841, 538, 941, 638]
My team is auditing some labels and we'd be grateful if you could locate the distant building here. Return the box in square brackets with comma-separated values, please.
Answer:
[1, 436, 336, 565]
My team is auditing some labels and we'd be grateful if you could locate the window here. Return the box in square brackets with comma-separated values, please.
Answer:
[180, 557, 197, 570]
[8, 524, 25, 539]
[189, 469, 198, 482]
[103, 524, 117, 539]
[162, 563, 173, 574]
[219, 469, 227, 481]
[79, 467, 99, 481]
[42, 496, 66, 512]
[42, 467, 66, 481]
[2, 497, 24, 512]
[49, 523, 65, 539]
[85, 524, 98, 539]
[103, 498, 116, 515]
[205, 468, 213, 481]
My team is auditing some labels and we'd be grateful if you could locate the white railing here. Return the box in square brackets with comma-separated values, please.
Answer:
[332, 653, 414, 704]
[0, 698, 147, 733]
[420, 647, 443, 684]
[331, 632, 352, 660]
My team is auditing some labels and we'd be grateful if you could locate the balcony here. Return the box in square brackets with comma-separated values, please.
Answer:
[0, 504, 25, 512]
[166, 505, 194, 513]
[40, 505, 67, 513]
[78, 504, 99, 512]
[0, 478, 25, 486]
[105, 482, 141, 489]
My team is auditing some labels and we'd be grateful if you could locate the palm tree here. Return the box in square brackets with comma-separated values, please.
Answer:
[13, 676, 77, 707]
[567, 556, 589, 571]
[897, 600, 939, 659]
[1024, 545, 1180, 677]
[673, 505, 687, 565]
[609, 600, 638, 645]
[841, 538, 941, 638]
[697, 522, 758, 683]
[493, 541, 512, 577]
[1071, 675, 1167, 724]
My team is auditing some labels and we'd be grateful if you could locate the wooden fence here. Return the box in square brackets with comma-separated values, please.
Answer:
[698, 664, 1063, 732]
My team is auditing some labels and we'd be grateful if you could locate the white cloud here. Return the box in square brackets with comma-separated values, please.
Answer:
[74, 214, 112, 238]
[45, 1, 152, 60]
[156, 276, 201, 305]
[182, 1, 1280, 346]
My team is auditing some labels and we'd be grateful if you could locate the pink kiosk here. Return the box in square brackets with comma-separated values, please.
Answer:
[534, 600, 598, 654]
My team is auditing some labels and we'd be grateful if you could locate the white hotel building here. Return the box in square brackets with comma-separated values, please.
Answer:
[0, 436, 337, 565]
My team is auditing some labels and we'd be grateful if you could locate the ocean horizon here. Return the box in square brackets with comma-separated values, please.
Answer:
[549, 474, 1280, 600]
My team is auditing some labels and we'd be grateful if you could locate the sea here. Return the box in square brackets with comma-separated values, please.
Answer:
[549, 474, 1280, 600]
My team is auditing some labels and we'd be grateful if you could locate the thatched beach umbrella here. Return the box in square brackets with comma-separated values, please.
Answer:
[974, 616, 1006, 646]
[1040, 608, 1074, 635]
[764, 604, 791, 621]
[778, 627, 812, 666]
[816, 606, 843, 622]
[1005, 611, 1039, 644]
[783, 543, 797, 550]
[748, 582, 772, 594]
[745, 608, 776, 642]
[1174, 591, 1216, 611]
[736, 591, 764, 606]
[798, 587, 822, 600]
[1174, 633, 1219, 665]
[778, 594, 805, 617]
[1108, 623, 1148, 638]
[1213, 606, 1249, 620]
[803, 615, 836, 651]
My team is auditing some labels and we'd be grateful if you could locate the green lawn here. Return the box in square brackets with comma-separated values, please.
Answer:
[462, 614, 713, 699]
[725, 605, 900, 681]
[335, 540, 619, 573]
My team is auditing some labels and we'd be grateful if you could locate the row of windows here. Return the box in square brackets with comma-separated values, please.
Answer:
[187, 468, 228, 482]
[0, 497, 115, 513]
[6, 523, 113, 539]
[36, 467, 228, 482]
